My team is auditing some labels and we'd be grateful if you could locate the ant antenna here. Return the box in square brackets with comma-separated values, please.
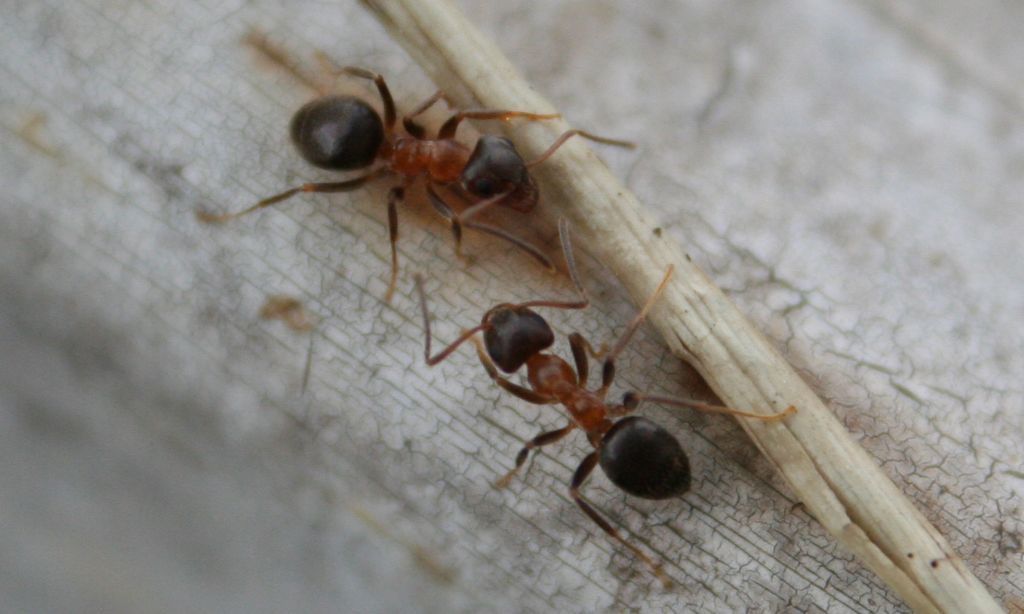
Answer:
[516, 218, 589, 311]
[415, 274, 490, 366]
[620, 391, 797, 421]
[416, 219, 592, 366]
[526, 129, 636, 168]
[605, 266, 674, 363]
[595, 266, 673, 398]
[438, 110, 560, 140]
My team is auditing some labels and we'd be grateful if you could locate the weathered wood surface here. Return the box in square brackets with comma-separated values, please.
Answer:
[359, 1, 1010, 611]
[1, 1, 1021, 612]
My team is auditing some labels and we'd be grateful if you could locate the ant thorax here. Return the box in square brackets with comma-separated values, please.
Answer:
[389, 135, 470, 183]
[524, 354, 611, 434]
[524, 353, 576, 398]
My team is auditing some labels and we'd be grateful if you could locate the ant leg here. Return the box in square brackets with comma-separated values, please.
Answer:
[471, 337, 559, 405]
[196, 171, 381, 223]
[325, 64, 397, 131]
[495, 423, 576, 488]
[575, 336, 608, 360]
[406, 90, 446, 119]
[438, 109, 560, 140]
[414, 274, 491, 366]
[622, 391, 797, 422]
[568, 333, 590, 385]
[526, 129, 636, 168]
[567, 336, 612, 387]
[425, 184, 554, 270]
[424, 183, 503, 260]
[454, 188, 513, 225]
[558, 217, 588, 301]
[402, 90, 445, 138]
[384, 186, 403, 303]
[462, 221, 554, 270]
[423, 183, 467, 261]
[243, 31, 321, 93]
[514, 218, 590, 310]
[597, 266, 675, 397]
[570, 452, 671, 587]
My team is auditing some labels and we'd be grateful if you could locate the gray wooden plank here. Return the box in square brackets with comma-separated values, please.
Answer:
[0, 1, 1020, 612]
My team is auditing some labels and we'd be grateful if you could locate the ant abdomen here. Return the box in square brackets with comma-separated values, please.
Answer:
[483, 306, 555, 373]
[289, 96, 384, 170]
[461, 135, 539, 212]
[599, 416, 692, 500]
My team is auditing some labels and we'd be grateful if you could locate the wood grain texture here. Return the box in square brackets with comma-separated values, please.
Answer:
[360, 1, 1008, 611]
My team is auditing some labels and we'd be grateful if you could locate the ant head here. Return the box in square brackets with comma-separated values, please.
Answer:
[460, 136, 539, 213]
[290, 96, 384, 171]
[599, 416, 691, 500]
[483, 305, 555, 373]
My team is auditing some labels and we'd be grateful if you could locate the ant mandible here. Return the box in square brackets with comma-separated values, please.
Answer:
[416, 220, 797, 586]
[197, 62, 632, 301]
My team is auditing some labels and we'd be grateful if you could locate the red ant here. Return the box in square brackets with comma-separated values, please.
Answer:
[197, 63, 632, 301]
[415, 220, 797, 586]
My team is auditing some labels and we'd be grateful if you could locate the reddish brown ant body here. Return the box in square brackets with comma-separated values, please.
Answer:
[198, 65, 631, 301]
[416, 220, 797, 585]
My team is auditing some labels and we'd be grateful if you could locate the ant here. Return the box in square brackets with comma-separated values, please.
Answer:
[197, 61, 632, 301]
[415, 220, 797, 586]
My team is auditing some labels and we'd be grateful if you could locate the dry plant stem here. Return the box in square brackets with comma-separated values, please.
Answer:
[360, 1, 1003, 612]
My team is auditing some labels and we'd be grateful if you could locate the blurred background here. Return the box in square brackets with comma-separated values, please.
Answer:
[1, 0, 1022, 612]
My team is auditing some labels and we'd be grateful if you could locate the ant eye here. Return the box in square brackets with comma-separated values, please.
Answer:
[471, 176, 498, 197]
